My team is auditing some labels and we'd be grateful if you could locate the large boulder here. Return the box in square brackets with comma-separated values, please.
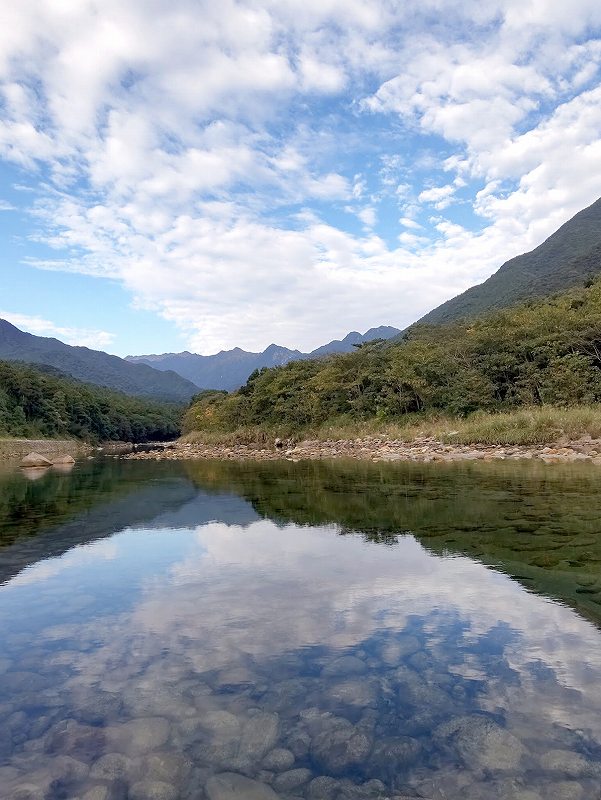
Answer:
[53, 454, 76, 464]
[20, 452, 53, 468]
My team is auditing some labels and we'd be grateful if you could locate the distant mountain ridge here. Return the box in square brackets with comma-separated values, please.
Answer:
[127, 325, 401, 391]
[0, 319, 200, 402]
[418, 197, 601, 326]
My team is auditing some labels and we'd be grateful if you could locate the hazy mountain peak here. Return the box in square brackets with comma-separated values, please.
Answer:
[127, 325, 401, 391]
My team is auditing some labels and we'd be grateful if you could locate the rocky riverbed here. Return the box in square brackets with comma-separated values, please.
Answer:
[2, 629, 599, 800]
[121, 434, 601, 465]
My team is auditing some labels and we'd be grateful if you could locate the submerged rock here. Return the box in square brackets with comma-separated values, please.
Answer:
[307, 776, 339, 800]
[128, 780, 178, 800]
[44, 719, 106, 761]
[273, 768, 313, 792]
[105, 716, 171, 756]
[82, 788, 111, 800]
[238, 711, 279, 762]
[367, 736, 422, 780]
[322, 655, 367, 677]
[435, 714, 526, 771]
[144, 752, 192, 784]
[205, 772, 279, 800]
[90, 752, 134, 781]
[540, 749, 598, 778]
[311, 720, 372, 774]
[262, 747, 295, 772]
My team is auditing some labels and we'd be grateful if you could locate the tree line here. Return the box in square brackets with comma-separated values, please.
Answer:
[184, 277, 601, 434]
[0, 361, 181, 442]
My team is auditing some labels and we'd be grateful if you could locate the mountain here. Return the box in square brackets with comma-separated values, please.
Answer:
[419, 196, 601, 326]
[309, 326, 401, 358]
[127, 325, 401, 391]
[0, 319, 199, 402]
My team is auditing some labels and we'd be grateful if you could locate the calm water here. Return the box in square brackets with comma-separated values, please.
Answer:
[1, 458, 601, 800]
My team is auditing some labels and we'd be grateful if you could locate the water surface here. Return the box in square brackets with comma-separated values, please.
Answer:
[1, 458, 601, 800]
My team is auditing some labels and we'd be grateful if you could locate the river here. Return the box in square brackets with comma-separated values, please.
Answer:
[1, 458, 600, 799]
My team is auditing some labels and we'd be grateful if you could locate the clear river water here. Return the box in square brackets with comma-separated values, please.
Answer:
[1, 457, 601, 800]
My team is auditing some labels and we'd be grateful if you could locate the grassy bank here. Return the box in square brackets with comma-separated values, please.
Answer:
[181, 404, 601, 447]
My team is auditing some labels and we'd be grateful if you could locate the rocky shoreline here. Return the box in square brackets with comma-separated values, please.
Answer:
[0, 438, 90, 461]
[121, 435, 601, 465]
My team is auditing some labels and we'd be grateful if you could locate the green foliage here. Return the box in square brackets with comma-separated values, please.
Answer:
[184, 278, 601, 435]
[0, 360, 181, 442]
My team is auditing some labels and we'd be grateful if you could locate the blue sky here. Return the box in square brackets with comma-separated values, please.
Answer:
[1, 1, 601, 356]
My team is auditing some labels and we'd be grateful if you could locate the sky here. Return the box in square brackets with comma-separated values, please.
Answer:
[0, 1, 601, 357]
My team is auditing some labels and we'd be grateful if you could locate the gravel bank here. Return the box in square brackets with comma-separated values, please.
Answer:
[121, 435, 601, 464]
[0, 438, 90, 460]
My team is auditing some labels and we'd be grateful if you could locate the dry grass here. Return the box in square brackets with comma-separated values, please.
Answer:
[181, 405, 601, 447]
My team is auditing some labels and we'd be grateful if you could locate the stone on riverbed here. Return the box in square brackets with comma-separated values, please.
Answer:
[310, 719, 372, 774]
[104, 716, 171, 755]
[262, 747, 295, 771]
[128, 780, 178, 800]
[273, 767, 313, 792]
[435, 714, 526, 771]
[44, 719, 106, 760]
[20, 452, 53, 468]
[205, 772, 279, 800]
[90, 752, 134, 781]
[321, 655, 367, 677]
[238, 711, 279, 762]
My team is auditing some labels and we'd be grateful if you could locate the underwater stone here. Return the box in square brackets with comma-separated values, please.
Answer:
[310, 721, 372, 774]
[90, 753, 135, 781]
[262, 747, 295, 771]
[273, 768, 313, 792]
[435, 714, 526, 771]
[128, 780, 178, 800]
[322, 656, 367, 677]
[205, 772, 279, 800]
[105, 717, 171, 756]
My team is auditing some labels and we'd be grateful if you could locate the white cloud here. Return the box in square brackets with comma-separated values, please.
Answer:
[0, 1, 600, 353]
[0, 311, 115, 350]
[399, 217, 422, 230]
[357, 206, 376, 228]
[418, 184, 456, 209]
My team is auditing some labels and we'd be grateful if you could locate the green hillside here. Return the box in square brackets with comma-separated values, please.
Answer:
[184, 277, 601, 434]
[419, 197, 601, 325]
[0, 360, 181, 442]
[0, 318, 199, 402]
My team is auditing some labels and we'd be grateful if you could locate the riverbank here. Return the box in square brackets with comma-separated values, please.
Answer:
[122, 433, 601, 464]
[0, 438, 91, 460]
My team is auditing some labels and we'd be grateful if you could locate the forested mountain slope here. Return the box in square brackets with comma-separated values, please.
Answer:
[0, 360, 181, 441]
[419, 197, 601, 325]
[0, 319, 199, 402]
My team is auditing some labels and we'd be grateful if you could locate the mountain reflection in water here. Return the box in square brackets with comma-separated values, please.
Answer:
[0, 458, 600, 800]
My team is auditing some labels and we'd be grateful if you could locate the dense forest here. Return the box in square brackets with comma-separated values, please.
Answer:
[184, 278, 601, 434]
[0, 360, 181, 442]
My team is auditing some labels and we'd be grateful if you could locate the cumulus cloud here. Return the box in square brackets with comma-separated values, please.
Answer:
[0, 1, 600, 352]
[0, 311, 115, 350]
